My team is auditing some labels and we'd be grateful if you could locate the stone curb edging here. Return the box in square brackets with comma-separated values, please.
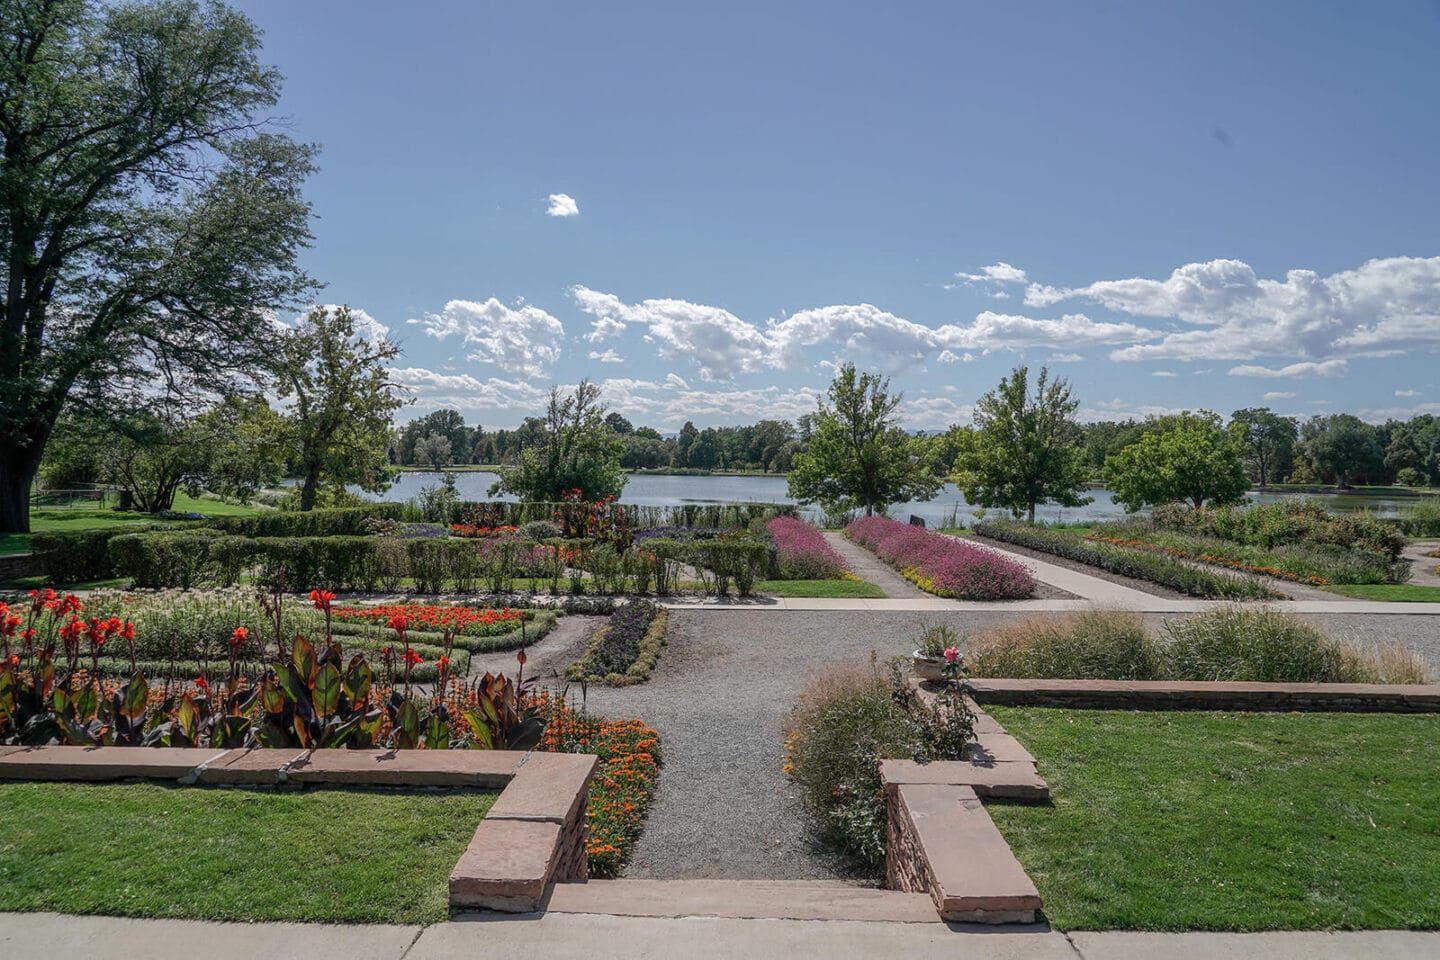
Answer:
[964, 678, 1440, 713]
[0, 745, 597, 914]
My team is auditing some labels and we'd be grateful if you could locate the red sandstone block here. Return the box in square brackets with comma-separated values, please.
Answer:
[897, 782, 1041, 922]
[488, 752, 597, 823]
[449, 818, 562, 911]
[285, 749, 522, 787]
[0, 746, 231, 781]
[200, 748, 309, 785]
[963, 730, 1035, 764]
[879, 758, 1049, 801]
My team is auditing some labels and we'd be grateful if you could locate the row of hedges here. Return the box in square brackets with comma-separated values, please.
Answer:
[1150, 500, 1405, 560]
[974, 520, 1280, 600]
[105, 530, 771, 596]
[846, 516, 1034, 600]
[566, 601, 668, 685]
[441, 500, 797, 530]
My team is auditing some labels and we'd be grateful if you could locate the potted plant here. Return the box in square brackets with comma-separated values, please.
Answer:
[912, 623, 961, 681]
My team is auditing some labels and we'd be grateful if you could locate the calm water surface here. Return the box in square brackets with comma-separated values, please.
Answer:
[366, 472, 1422, 525]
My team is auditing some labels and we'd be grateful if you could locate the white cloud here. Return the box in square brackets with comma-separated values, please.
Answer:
[419, 298, 565, 377]
[769, 303, 943, 373]
[1152, 370, 1177, 378]
[391, 367, 548, 412]
[934, 311, 1157, 351]
[573, 287, 773, 381]
[1262, 391, 1297, 400]
[664, 373, 690, 390]
[588, 349, 624, 364]
[1228, 359, 1348, 379]
[904, 396, 974, 429]
[936, 349, 974, 364]
[1395, 389, 1422, 397]
[1026, 256, 1440, 363]
[1048, 353, 1084, 363]
[297, 305, 390, 345]
[955, 261, 1028, 284]
[546, 193, 579, 217]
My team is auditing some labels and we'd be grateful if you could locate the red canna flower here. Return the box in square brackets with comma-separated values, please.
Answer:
[194, 676, 210, 693]
[516, 648, 527, 666]
[120, 621, 136, 641]
[230, 626, 249, 651]
[403, 646, 424, 667]
[309, 589, 336, 612]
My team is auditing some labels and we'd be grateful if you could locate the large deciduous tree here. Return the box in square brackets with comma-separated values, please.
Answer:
[1300, 414, 1386, 489]
[787, 363, 940, 516]
[488, 380, 626, 502]
[277, 306, 405, 511]
[1228, 407, 1298, 487]
[0, 0, 318, 531]
[951, 365, 1092, 523]
[1105, 411, 1250, 511]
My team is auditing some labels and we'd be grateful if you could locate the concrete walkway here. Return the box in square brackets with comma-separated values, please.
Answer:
[2, 911, 1435, 959]
[662, 596, 1440, 615]
[821, 530, 930, 598]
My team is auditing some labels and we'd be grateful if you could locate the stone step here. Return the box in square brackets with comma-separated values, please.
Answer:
[541, 879, 940, 923]
[892, 783, 1042, 924]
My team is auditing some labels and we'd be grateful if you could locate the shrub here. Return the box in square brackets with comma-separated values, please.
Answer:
[967, 611, 1160, 680]
[1151, 500, 1405, 561]
[1399, 497, 1440, 538]
[109, 530, 229, 589]
[32, 525, 205, 584]
[213, 504, 404, 538]
[766, 516, 850, 579]
[975, 519, 1279, 600]
[846, 516, 1034, 599]
[518, 519, 563, 540]
[785, 657, 974, 869]
[567, 601, 666, 684]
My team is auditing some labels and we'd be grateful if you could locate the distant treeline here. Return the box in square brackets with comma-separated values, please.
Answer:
[391, 406, 1440, 489]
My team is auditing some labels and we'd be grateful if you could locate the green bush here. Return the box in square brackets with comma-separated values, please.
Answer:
[785, 658, 974, 870]
[975, 520, 1280, 599]
[252, 536, 380, 592]
[1399, 497, 1440, 538]
[108, 530, 227, 589]
[213, 504, 405, 538]
[32, 524, 204, 584]
[1150, 500, 1406, 561]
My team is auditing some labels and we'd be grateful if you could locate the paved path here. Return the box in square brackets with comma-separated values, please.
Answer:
[952, 536, 1161, 604]
[662, 596, 1440, 615]
[579, 607, 1440, 884]
[1402, 540, 1440, 587]
[2, 911, 1434, 960]
[821, 530, 930, 598]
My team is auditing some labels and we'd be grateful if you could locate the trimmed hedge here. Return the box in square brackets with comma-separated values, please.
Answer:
[211, 504, 406, 538]
[34, 523, 209, 584]
[974, 520, 1280, 600]
[446, 500, 797, 530]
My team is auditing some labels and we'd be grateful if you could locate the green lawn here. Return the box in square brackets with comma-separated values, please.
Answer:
[985, 708, 1440, 931]
[1, 493, 268, 557]
[0, 782, 493, 923]
[1323, 584, 1440, 602]
[756, 578, 887, 598]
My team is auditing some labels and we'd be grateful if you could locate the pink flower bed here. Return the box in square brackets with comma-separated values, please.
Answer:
[767, 516, 851, 580]
[845, 516, 1035, 600]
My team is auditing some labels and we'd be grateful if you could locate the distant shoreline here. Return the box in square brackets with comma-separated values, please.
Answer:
[392, 465, 788, 478]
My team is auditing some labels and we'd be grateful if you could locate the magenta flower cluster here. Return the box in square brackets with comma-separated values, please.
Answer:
[845, 516, 1035, 600]
[766, 516, 851, 580]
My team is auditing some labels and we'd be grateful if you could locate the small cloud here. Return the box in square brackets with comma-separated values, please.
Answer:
[1228, 359, 1347, 379]
[1396, 389, 1421, 397]
[956, 261, 1027, 284]
[546, 193, 579, 217]
[588, 349, 623, 364]
[664, 373, 689, 390]
[990, 290, 1011, 299]
[1263, 391, 1296, 400]
[1048, 353, 1084, 363]
[1152, 371, 1177, 378]
[937, 349, 976, 364]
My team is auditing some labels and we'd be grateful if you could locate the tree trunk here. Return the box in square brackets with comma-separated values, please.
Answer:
[1027, 503, 1036, 524]
[298, 467, 321, 512]
[0, 452, 38, 533]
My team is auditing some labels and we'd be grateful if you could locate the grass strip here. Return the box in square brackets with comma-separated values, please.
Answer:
[0, 782, 493, 924]
[985, 707, 1440, 931]
[756, 578, 887, 598]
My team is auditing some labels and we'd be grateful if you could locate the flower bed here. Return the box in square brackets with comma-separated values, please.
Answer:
[974, 520, 1280, 600]
[846, 516, 1034, 599]
[333, 603, 528, 636]
[534, 692, 660, 877]
[449, 524, 519, 538]
[566, 601, 667, 685]
[766, 516, 850, 580]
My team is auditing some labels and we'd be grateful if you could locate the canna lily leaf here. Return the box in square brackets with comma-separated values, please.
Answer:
[120, 672, 148, 722]
[313, 663, 341, 717]
[294, 636, 318, 686]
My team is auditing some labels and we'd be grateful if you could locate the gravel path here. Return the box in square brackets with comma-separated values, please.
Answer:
[1402, 540, 1440, 587]
[821, 531, 929, 598]
[575, 608, 1440, 881]
[465, 614, 604, 681]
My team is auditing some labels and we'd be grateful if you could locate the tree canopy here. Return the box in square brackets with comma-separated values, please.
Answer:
[1228, 408, 1298, 487]
[1105, 411, 1250, 511]
[0, 0, 317, 531]
[951, 365, 1091, 523]
[787, 363, 939, 516]
[488, 380, 625, 502]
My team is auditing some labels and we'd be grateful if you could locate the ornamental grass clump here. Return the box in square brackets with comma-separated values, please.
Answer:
[967, 611, 1160, 680]
[1160, 607, 1349, 683]
[766, 516, 850, 579]
[846, 515, 1034, 599]
[785, 656, 974, 870]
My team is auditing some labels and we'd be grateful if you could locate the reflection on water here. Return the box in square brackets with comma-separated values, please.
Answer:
[363, 472, 1423, 526]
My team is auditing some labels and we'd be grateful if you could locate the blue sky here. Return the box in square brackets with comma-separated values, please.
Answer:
[235, 0, 1440, 430]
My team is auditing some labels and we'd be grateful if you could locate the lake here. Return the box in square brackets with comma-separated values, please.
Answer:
[364, 472, 1426, 525]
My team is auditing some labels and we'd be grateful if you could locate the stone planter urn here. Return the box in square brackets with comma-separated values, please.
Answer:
[912, 651, 947, 682]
